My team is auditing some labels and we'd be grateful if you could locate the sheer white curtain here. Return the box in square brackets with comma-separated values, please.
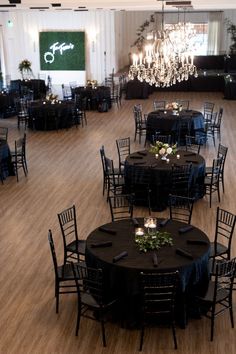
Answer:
[207, 12, 223, 55]
[0, 25, 7, 86]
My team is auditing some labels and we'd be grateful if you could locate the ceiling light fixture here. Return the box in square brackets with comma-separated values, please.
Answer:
[128, 0, 198, 87]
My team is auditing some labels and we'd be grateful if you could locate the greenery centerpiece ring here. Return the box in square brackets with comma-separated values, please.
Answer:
[135, 230, 173, 253]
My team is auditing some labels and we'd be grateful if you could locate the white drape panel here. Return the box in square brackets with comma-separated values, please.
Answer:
[0, 11, 116, 85]
[0, 25, 7, 86]
[207, 12, 222, 55]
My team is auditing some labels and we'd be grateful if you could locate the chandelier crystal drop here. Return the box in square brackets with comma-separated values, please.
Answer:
[128, 1, 198, 88]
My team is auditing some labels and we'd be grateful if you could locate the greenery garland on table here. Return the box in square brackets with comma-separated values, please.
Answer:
[135, 231, 173, 253]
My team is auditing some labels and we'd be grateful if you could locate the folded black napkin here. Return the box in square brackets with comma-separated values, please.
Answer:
[133, 162, 146, 165]
[152, 252, 158, 267]
[131, 218, 139, 226]
[179, 225, 194, 234]
[129, 156, 143, 159]
[186, 239, 208, 245]
[98, 226, 117, 235]
[159, 218, 170, 227]
[184, 153, 196, 157]
[91, 241, 113, 248]
[113, 251, 128, 263]
[176, 248, 193, 259]
[185, 160, 198, 164]
[137, 151, 147, 156]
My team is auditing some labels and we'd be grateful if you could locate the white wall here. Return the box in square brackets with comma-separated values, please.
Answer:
[1, 9, 236, 89]
[0, 10, 116, 86]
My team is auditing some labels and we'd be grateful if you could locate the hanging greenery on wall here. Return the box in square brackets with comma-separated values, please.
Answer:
[131, 13, 155, 51]
[225, 19, 236, 54]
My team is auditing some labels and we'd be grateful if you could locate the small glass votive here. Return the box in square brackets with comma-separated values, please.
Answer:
[166, 158, 170, 164]
[144, 217, 157, 234]
[43, 101, 46, 104]
[164, 110, 167, 114]
[155, 154, 159, 159]
[177, 154, 180, 159]
[135, 227, 144, 236]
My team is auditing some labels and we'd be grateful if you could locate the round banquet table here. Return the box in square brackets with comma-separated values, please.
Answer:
[86, 218, 210, 327]
[146, 109, 205, 143]
[0, 141, 14, 179]
[125, 149, 205, 211]
[28, 100, 75, 130]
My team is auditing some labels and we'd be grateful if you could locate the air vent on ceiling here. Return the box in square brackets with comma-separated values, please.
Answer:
[166, 1, 192, 5]
[0, 4, 16, 7]
[30, 7, 49, 9]
[51, 3, 61, 7]
[9, 0, 21, 3]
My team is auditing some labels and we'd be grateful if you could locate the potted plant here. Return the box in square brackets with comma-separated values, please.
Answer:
[225, 19, 236, 54]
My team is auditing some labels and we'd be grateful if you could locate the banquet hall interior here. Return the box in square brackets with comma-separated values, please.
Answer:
[1, 2, 236, 354]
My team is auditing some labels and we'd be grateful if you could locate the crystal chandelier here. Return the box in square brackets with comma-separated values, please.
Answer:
[128, 1, 198, 87]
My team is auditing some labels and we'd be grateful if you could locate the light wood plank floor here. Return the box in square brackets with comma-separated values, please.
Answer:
[1, 91, 236, 354]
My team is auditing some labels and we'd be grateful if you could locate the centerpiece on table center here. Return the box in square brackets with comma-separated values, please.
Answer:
[18, 59, 33, 80]
[135, 226, 173, 253]
[166, 101, 182, 113]
[45, 93, 58, 104]
[149, 141, 177, 160]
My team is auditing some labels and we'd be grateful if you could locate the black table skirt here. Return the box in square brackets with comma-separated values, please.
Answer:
[0, 142, 14, 178]
[28, 101, 74, 130]
[146, 109, 205, 144]
[86, 218, 210, 327]
[125, 150, 205, 211]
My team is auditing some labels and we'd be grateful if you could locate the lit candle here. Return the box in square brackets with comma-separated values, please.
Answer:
[166, 158, 170, 163]
[139, 53, 143, 65]
[135, 228, 144, 236]
[155, 154, 159, 159]
[177, 154, 180, 159]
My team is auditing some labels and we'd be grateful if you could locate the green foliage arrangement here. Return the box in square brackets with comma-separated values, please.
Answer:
[225, 19, 236, 54]
[135, 231, 173, 253]
[18, 59, 32, 73]
[131, 13, 155, 51]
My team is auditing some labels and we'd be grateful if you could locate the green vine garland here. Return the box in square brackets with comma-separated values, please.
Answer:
[135, 231, 173, 253]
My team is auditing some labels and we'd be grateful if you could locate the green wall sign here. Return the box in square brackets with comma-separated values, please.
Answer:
[39, 31, 85, 71]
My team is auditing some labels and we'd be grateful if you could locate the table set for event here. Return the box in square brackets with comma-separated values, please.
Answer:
[85, 217, 210, 327]
[28, 100, 75, 130]
[146, 109, 205, 143]
[125, 149, 205, 211]
[0, 140, 14, 179]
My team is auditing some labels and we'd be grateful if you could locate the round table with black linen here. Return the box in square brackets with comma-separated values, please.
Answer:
[86, 218, 210, 327]
[125, 149, 205, 211]
[28, 100, 75, 130]
[146, 109, 205, 143]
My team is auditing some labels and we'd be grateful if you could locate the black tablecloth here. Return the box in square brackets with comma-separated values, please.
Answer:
[0, 141, 14, 178]
[125, 79, 152, 99]
[125, 150, 205, 211]
[10, 79, 46, 100]
[0, 93, 18, 118]
[86, 218, 210, 327]
[146, 109, 205, 143]
[72, 86, 111, 110]
[28, 101, 75, 130]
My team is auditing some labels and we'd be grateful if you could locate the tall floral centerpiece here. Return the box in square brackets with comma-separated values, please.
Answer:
[149, 141, 177, 160]
[18, 59, 33, 80]
[166, 102, 182, 113]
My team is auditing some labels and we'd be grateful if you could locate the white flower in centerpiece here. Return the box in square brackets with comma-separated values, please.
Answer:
[167, 147, 172, 154]
[159, 147, 166, 155]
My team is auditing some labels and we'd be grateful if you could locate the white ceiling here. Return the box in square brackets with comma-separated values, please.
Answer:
[0, 0, 236, 12]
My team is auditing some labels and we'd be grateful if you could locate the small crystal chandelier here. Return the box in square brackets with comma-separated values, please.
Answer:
[128, 1, 198, 87]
